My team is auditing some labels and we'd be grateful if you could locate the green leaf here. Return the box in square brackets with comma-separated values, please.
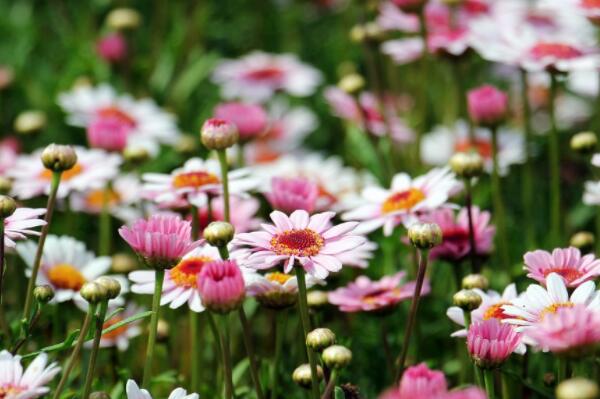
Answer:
[169, 53, 219, 105]
[233, 358, 250, 385]
[334, 386, 344, 399]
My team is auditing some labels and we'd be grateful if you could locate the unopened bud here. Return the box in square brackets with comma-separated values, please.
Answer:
[14, 111, 46, 134]
[106, 8, 141, 31]
[408, 223, 442, 249]
[112, 253, 139, 273]
[556, 378, 599, 399]
[203, 221, 235, 247]
[306, 328, 336, 352]
[462, 274, 489, 290]
[449, 152, 485, 179]
[0, 195, 16, 218]
[350, 25, 367, 43]
[322, 345, 352, 369]
[200, 118, 239, 150]
[0, 177, 12, 195]
[175, 135, 198, 156]
[123, 146, 149, 165]
[157, 319, 170, 342]
[307, 290, 329, 309]
[80, 282, 108, 304]
[453, 289, 482, 311]
[94, 276, 121, 299]
[364, 22, 385, 42]
[41, 144, 77, 172]
[570, 131, 597, 155]
[338, 74, 365, 95]
[570, 231, 595, 252]
[33, 285, 55, 304]
[293, 364, 324, 389]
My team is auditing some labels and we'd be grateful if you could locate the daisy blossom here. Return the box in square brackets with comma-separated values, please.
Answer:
[0, 350, 60, 398]
[194, 195, 261, 235]
[342, 167, 460, 236]
[379, 363, 447, 399]
[245, 270, 323, 309]
[3, 207, 46, 248]
[467, 319, 522, 368]
[8, 146, 121, 200]
[126, 379, 198, 399]
[335, 239, 377, 269]
[524, 247, 600, 287]
[583, 180, 600, 206]
[234, 210, 366, 279]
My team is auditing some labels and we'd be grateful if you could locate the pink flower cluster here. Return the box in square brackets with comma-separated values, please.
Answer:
[467, 319, 521, 369]
[265, 177, 319, 214]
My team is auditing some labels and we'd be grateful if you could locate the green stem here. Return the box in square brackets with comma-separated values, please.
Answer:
[220, 314, 234, 399]
[217, 150, 230, 223]
[464, 178, 478, 273]
[557, 357, 567, 383]
[500, 371, 510, 399]
[483, 369, 495, 399]
[321, 369, 338, 399]
[548, 73, 561, 247]
[295, 267, 321, 399]
[142, 269, 165, 388]
[0, 219, 5, 304]
[206, 312, 224, 390]
[23, 171, 62, 319]
[190, 310, 200, 393]
[98, 182, 112, 256]
[52, 303, 97, 399]
[238, 308, 265, 399]
[415, 5, 430, 168]
[395, 249, 429, 382]
[520, 70, 536, 248]
[270, 311, 286, 399]
[11, 304, 42, 354]
[490, 126, 509, 269]
[82, 300, 108, 398]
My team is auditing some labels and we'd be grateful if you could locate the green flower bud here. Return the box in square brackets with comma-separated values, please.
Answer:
[570, 231, 595, 252]
[408, 223, 442, 249]
[106, 8, 141, 30]
[292, 364, 324, 389]
[123, 146, 150, 165]
[453, 289, 482, 311]
[0, 177, 12, 195]
[200, 119, 239, 150]
[14, 110, 46, 134]
[0, 195, 16, 218]
[322, 345, 353, 369]
[94, 276, 121, 299]
[556, 378, 599, 399]
[338, 74, 365, 95]
[306, 328, 336, 352]
[33, 285, 55, 304]
[307, 290, 329, 309]
[41, 144, 78, 172]
[570, 131, 597, 155]
[449, 152, 485, 179]
[80, 282, 108, 304]
[203, 221, 235, 247]
[112, 253, 139, 273]
[462, 274, 489, 290]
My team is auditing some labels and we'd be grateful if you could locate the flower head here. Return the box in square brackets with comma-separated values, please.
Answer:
[380, 363, 447, 399]
[3, 207, 46, 248]
[125, 379, 198, 399]
[266, 177, 319, 214]
[96, 33, 127, 63]
[245, 270, 322, 309]
[467, 85, 508, 127]
[0, 350, 61, 398]
[214, 102, 268, 140]
[197, 259, 246, 313]
[467, 318, 522, 368]
[524, 247, 600, 287]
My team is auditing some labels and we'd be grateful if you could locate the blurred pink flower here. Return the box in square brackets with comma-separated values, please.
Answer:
[328, 271, 431, 312]
[234, 210, 365, 279]
[195, 195, 261, 235]
[119, 214, 200, 270]
[523, 247, 600, 287]
[379, 363, 447, 399]
[87, 114, 131, 151]
[265, 177, 319, 214]
[214, 102, 268, 140]
[4, 208, 46, 248]
[467, 319, 522, 368]
[467, 85, 508, 127]
[197, 259, 246, 313]
[0, 137, 19, 175]
[96, 33, 127, 63]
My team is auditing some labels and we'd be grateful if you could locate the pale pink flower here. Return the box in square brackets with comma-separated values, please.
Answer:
[467, 318, 522, 368]
[335, 239, 377, 269]
[197, 259, 246, 313]
[214, 102, 268, 140]
[119, 214, 200, 270]
[234, 210, 366, 279]
[381, 38, 425, 65]
[0, 137, 19, 175]
[379, 363, 447, 399]
[4, 208, 46, 248]
[328, 272, 431, 312]
[377, 2, 419, 32]
[467, 85, 508, 127]
[524, 247, 600, 287]
[86, 114, 130, 151]
[0, 350, 61, 398]
[265, 177, 319, 214]
[126, 379, 198, 399]
[194, 195, 261, 235]
[96, 33, 127, 63]
[525, 304, 600, 355]
[424, 207, 495, 262]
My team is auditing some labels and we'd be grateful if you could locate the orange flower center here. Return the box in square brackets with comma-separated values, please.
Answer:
[483, 302, 511, 321]
[172, 171, 220, 189]
[381, 188, 425, 214]
[0, 385, 24, 397]
[102, 316, 128, 340]
[47, 264, 86, 291]
[530, 42, 583, 60]
[542, 268, 583, 284]
[270, 229, 324, 257]
[40, 163, 83, 181]
[266, 272, 293, 285]
[85, 188, 121, 209]
[540, 302, 574, 320]
[455, 138, 493, 159]
[170, 256, 213, 288]
[97, 106, 136, 127]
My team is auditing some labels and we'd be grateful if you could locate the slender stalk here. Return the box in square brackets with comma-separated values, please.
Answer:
[11, 304, 42, 354]
[520, 70, 536, 248]
[557, 357, 567, 383]
[548, 73, 561, 247]
[237, 143, 246, 168]
[380, 320, 395, 378]
[270, 311, 286, 399]
[82, 300, 108, 398]
[206, 312, 224, 389]
[321, 369, 338, 399]
[295, 267, 321, 399]
[490, 126, 509, 269]
[395, 249, 429, 382]
[216, 150, 230, 223]
[98, 182, 112, 256]
[191, 204, 200, 240]
[500, 371, 510, 399]
[464, 178, 478, 273]
[23, 171, 62, 319]
[189, 311, 200, 393]
[52, 303, 97, 399]
[0, 219, 5, 303]
[415, 4, 430, 168]
[483, 369, 495, 399]
[220, 315, 234, 399]
[142, 269, 165, 388]
[238, 307, 265, 399]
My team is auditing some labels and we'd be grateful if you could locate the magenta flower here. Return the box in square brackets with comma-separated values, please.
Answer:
[214, 102, 269, 140]
[87, 115, 131, 152]
[119, 215, 200, 270]
[523, 247, 600, 288]
[96, 33, 127, 63]
[328, 272, 431, 313]
[524, 305, 600, 357]
[467, 319, 521, 369]
[4, 208, 46, 248]
[234, 210, 366, 279]
[197, 259, 246, 313]
[424, 207, 495, 262]
[379, 363, 447, 399]
[265, 177, 319, 214]
[467, 85, 508, 127]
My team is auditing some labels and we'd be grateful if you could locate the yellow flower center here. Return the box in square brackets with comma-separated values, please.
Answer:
[381, 188, 425, 214]
[0, 384, 24, 397]
[85, 188, 121, 209]
[170, 256, 214, 288]
[483, 302, 511, 320]
[47, 264, 86, 291]
[266, 272, 293, 285]
[40, 163, 83, 181]
[270, 229, 324, 257]
[540, 302, 574, 320]
[172, 171, 220, 189]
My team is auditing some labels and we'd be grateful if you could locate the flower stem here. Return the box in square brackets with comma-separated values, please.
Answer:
[82, 300, 108, 398]
[217, 150, 230, 223]
[548, 73, 561, 247]
[395, 249, 429, 382]
[520, 70, 536, 248]
[483, 369, 495, 399]
[0, 219, 5, 304]
[415, 5, 430, 168]
[500, 371, 510, 399]
[142, 268, 165, 388]
[190, 310, 200, 393]
[99, 182, 112, 256]
[321, 369, 338, 399]
[490, 126, 509, 269]
[295, 267, 321, 399]
[52, 303, 97, 399]
[11, 302, 42, 354]
[464, 178, 478, 273]
[270, 311, 286, 399]
[238, 307, 265, 399]
[220, 314, 234, 399]
[206, 312, 224, 388]
[23, 171, 62, 320]
[557, 357, 567, 383]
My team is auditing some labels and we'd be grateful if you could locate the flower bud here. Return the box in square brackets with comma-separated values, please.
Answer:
[338, 74, 365, 95]
[449, 152, 484, 179]
[292, 364, 324, 389]
[408, 223, 442, 249]
[175, 135, 198, 157]
[0, 195, 16, 218]
[112, 253, 139, 273]
[123, 146, 150, 165]
[349, 25, 367, 43]
[203, 221, 235, 248]
[14, 110, 46, 134]
[467, 85, 508, 128]
[94, 276, 121, 299]
[157, 319, 170, 342]
[41, 144, 78, 172]
[80, 282, 108, 304]
[462, 274, 489, 290]
[453, 289, 482, 311]
[570, 132, 597, 155]
[0, 66, 14, 91]
[364, 22, 385, 42]
[0, 177, 13, 195]
[570, 231, 595, 252]
[322, 345, 352, 369]
[556, 378, 599, 399]
[89, 392, 111, 399]
[306, 328, 336, 352]
[197, 260, 245, 314]
[106, 8, 141, 31]
[200, 118, 239, 150]
[307, 290, 329, 309]
[33, 285, 55, 304]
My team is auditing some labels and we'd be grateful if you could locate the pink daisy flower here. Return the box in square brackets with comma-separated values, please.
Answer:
[96, 33, 127, 63]
[467, 318, 522, 368]
[3, 207, 46, 248]
[379, 363, 447, 399]
[265, 176, 319, 214]
[424, 207, 495, 262]
[523, 247, 600, 287]
[342, 167, 460, 236]
[328, 271, 431, 312]
[0, 350, 61, 398]
[443, 388, 487, 399]
[234, 210, 366, 279]
[214, 102, 269, 141]
[197, 259, 246, 313]
[0, 137, 19, 175]
[334, 239, 377, 269]
[194, 195, 261, 235]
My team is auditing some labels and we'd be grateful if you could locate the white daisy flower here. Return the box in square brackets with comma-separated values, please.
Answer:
[3, 208, 46, 248]
[583, 180, 600, 206]
[0, 350, 60, 398]
[244, 270, 324, 309]
[126, 379, 198, 399]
